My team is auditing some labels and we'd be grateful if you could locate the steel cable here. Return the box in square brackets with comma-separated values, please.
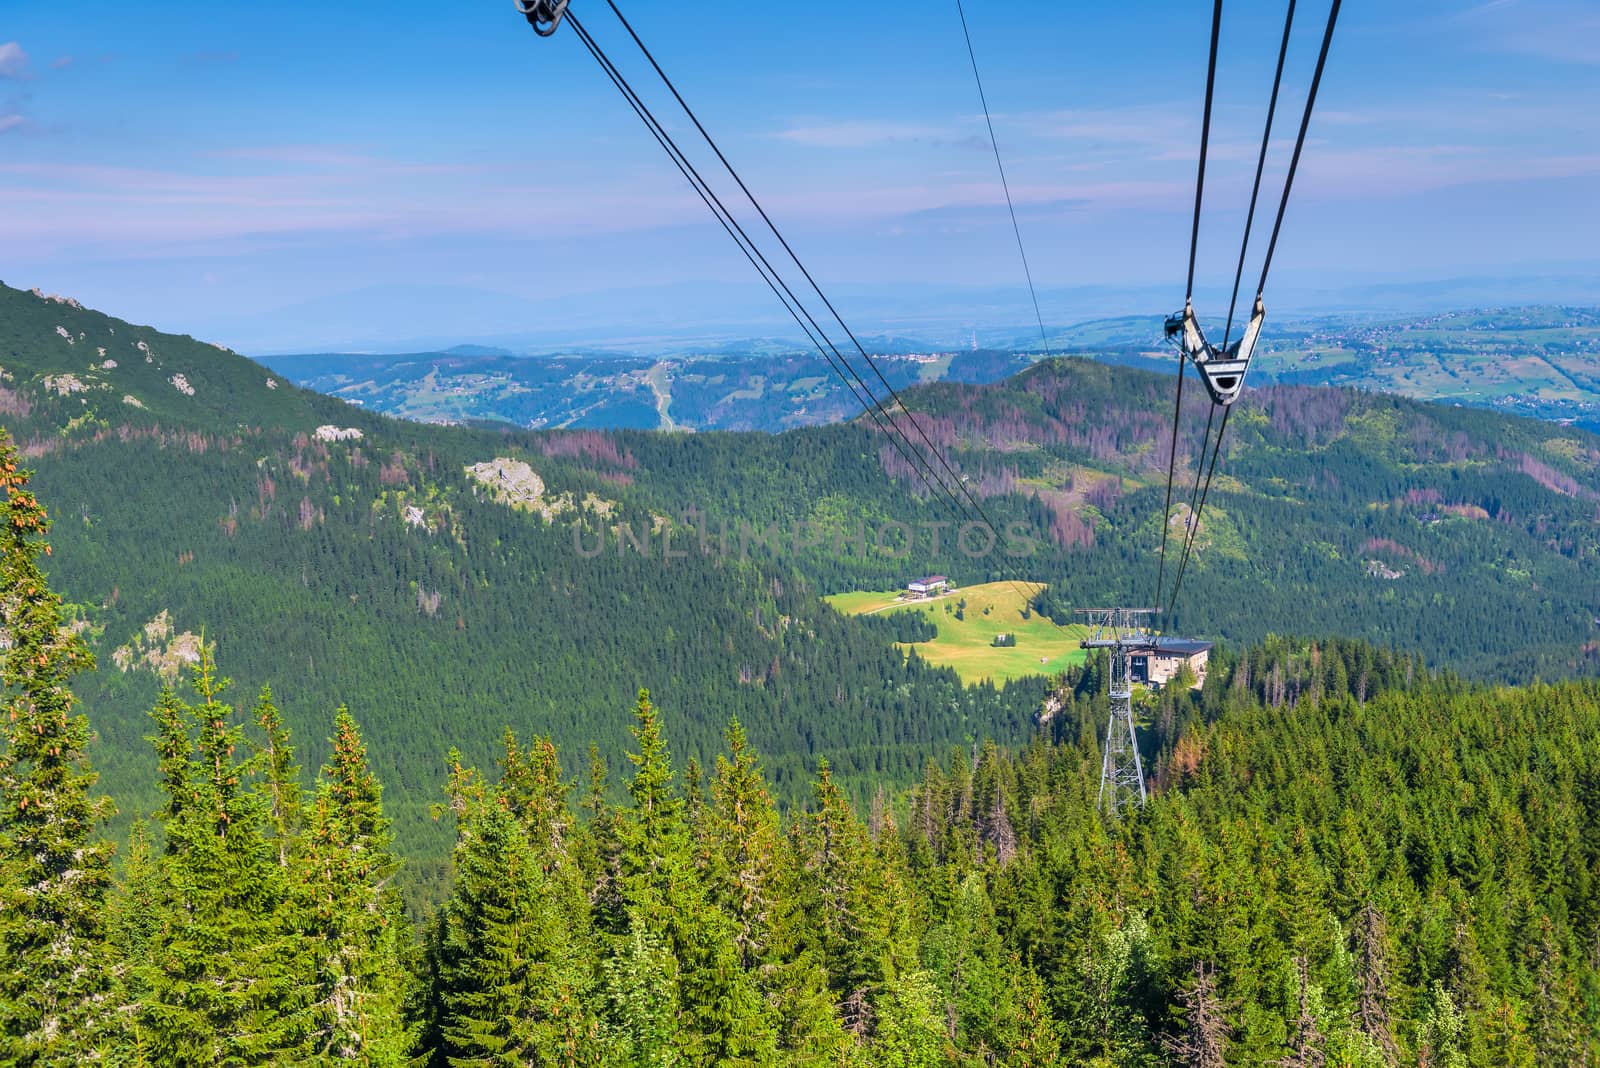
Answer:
[597, 0, 1045, 604]
[567, 14, 964, 529]
[954, 0, 1052, 357]
[1158, 0, 1225, 608]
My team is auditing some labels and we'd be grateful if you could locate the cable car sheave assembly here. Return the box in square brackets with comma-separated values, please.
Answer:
[1156, 0, 1341, 619]
[515, 0, 1341, 815]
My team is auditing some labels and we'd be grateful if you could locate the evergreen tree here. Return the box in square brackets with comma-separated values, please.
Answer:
[298, 708, 413, 1063]
[498, 730, 570, 868]
[108, 821, 161, 999]
[793, 758, 902, 1008]
[434, 799, 600, 1067]
[0, 431, 117, 1064]
[702, 718, 779, 970]
[252, 686, 300, 870]
[135, 648, 307, 1064]
[614, 693, 777, 1066]
[1351, 902, 1398, 1065]
[1415, 981, 1467, 1068]
[1276, 958, 1327, 1068]
[1527, 917, 1582, 1066]
[149, 688, 190, 832]
[618, 689, 683, 916]
[922, 871, 1011, 1053]
[1005, 959, 1064, 1067]
[700, 721, 848, 1063]
[600, 918, 680, 1067]
[864, 970, 947, 1068]
[107, 821, 162, 1067]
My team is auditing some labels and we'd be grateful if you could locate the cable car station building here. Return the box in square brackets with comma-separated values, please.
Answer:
[1130, 638, 1212, 690]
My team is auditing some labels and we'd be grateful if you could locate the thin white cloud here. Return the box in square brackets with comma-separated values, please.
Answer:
[1297, 144, 1600, 199]
[1012, 104, 1191, 147]
[1458, 0, 1600, 64]
[772, 119, 956, 149]
[0, 114, 26, 134]
[0, 42, 30, 80]
[210, 145, 385, 167]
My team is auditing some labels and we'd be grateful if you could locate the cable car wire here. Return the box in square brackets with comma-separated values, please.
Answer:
[564, 20, 891, 462]
[1154, 358, 1189, 609]
[1221, 0, 1296, 352]
[1256, 0, 1341, 300]
[565, 13, 964, 530]
[1157, 0, 1225, 609]
[953, 0, 1051, 358]
[598, 0, 1001, 535]
[1166, 404, 1230, 618]
[564, 7, 1044, 609]
[1185, 0, 1225, 304]
[1168, 0, 1295, 608]
[595, 0, 1045, 604]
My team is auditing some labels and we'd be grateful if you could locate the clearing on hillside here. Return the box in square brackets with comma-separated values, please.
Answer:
[825, 581, 1088, 685]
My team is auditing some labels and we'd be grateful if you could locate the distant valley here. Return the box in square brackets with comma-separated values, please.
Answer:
[261, 345, 1034, 433]
[263, 305, 1600, 434]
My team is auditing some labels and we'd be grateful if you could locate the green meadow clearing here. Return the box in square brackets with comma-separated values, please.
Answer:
[825, 581, 1089, 685]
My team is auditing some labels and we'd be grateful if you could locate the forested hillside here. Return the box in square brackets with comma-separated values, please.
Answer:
[4, 439, 1599, 1064]
[0, 282, 1046, 880]
[2, 281, 1599, 882]
[879, 360, 1600, 679]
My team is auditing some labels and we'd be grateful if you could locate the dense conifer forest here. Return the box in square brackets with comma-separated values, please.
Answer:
[3, 280, 1599, 883]
[5, 429, 1600, 1065]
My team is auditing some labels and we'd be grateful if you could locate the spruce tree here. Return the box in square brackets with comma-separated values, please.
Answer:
[1351, 902, 1398, 1064]
[864, 971, 948, 1067]
[299, 708, 413, 1063]
[703, 723, 845, 1064]
[619, 689, 683, 915]
[253, 686, 301, 870]
[435, 799, 600, 1066]
[1164, 962, 1231, 1068]
[612, 692, 776, 1066]
[107, 822, 162, 1068]
[0, 431, 117, 1064]
[498, 730, 570, 868]
[1005, 959, 1064, 1067]
[793, 758, 899, 1006]
[136, 648, 307, 1064]
[703, 718, 778, 969]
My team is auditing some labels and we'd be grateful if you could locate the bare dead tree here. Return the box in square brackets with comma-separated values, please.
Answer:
[985, 792, 1018, 868]
[1275, 957, 1327, 1068]
[1354, 902, 1399, 1065]
[1164, 962, 1231, 1068]
[839, 988, 873, 1038]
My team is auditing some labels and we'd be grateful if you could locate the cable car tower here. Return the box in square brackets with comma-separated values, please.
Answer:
[1077, 608, 1158, 817]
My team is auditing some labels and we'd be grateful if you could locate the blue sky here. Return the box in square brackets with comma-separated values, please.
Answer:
[2, 0, 1598, 351]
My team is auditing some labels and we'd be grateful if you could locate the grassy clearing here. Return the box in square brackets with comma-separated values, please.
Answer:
[825, 581, 1089, 685]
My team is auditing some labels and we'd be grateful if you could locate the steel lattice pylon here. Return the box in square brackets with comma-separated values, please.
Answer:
[1077, 608, 1158, 817]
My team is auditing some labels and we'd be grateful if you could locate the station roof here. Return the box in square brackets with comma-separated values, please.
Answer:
[1148, 638, 1214, 656]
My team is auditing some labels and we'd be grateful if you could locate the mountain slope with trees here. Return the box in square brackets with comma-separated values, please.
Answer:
[3, 438, 1598, 1063]
[1, 280, 1598, 883]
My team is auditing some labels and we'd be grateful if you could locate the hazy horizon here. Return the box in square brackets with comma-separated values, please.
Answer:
[6, 0, 1600, 353]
